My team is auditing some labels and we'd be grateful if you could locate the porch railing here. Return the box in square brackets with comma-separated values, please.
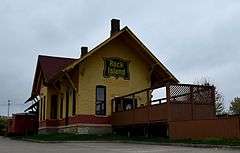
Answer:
[111, 83, 216, 126]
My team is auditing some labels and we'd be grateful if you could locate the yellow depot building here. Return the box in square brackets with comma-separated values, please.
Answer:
[21, 19, 239, 139]
[30, 19, 178, 134]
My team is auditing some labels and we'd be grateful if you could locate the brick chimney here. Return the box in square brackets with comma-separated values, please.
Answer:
[110, 19, 120, 36]
[80, 46, 88, 58]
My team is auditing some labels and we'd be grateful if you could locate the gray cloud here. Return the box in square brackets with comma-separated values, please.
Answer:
[0, 0, 240, 115]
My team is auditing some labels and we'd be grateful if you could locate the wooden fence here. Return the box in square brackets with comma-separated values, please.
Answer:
[169, 116, 240, 139]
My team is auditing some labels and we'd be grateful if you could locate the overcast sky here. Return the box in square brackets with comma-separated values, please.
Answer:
[0, 0, 240, 116]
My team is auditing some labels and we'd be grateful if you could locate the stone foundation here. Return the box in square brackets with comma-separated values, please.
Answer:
[39, 124, 112, 135]
[38, 127, 58, 134]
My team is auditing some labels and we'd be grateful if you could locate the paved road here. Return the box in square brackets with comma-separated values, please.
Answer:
[0, 136, 239, 153]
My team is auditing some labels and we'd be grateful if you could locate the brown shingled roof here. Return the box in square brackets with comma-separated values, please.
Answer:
[38, 55, 76, 82]
[31, 55, 77, 95]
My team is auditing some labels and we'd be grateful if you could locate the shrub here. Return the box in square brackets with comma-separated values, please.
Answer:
[0, 117, 8, 135]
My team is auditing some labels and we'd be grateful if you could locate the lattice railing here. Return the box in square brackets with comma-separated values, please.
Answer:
[169, 84, 214, 104]
[169, 85, 191, 103]
[112, 83, 215, 112]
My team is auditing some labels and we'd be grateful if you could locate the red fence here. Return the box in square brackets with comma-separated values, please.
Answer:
[8, 113, 38, 135]
[169, 116, 240, 139]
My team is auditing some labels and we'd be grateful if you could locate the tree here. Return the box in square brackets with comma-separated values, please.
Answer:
[0, 117, 8, 135]
[229, 97, 240, 115]
[215, 89, 225, 115]
[195, 78, 226, 115]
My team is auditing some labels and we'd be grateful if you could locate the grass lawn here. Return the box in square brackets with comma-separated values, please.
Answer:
[14, 133, 240, 146]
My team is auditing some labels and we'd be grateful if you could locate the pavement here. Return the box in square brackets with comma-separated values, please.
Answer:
[0, 136, 239, 153]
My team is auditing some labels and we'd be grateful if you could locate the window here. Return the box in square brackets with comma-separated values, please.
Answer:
[40, 98, 43, 120]
[66, 91, 69, 118]
[115, 98, 137, 112]
[72, 90, 76, 116]
[103, 58, 130, 79]
[96, 85, 106, 115]
[60, 97, 63, 118]
[43, 96, 45, 120]
[50, 95, 58, 119]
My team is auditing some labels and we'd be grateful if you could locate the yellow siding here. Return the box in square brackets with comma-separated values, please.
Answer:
[46, 87, 55, 119]
[68, 89, 73, 116]
[77, 38, 151, 116]
[39, 85, 47, 120]
[46, 83, 78, 119]
[41, 38, 151, 119]
[59, 85, 67, 119]
[46, 83, 74, 119]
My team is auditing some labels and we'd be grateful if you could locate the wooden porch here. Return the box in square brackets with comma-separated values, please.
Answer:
[111, 84, 216, 126]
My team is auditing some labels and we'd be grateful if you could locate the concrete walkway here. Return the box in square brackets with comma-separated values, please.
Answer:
[0, 136, 239, 153]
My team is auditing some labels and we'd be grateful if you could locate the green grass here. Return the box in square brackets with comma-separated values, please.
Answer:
[12, 133, 240, 146]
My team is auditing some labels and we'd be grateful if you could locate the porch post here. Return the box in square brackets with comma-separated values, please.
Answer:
[111, 99, 114, 114]
[190, 86, 194, 120]
[132, 94, 135, 124]
[211, 86, 216, 116]
[146, 90, 150, 123]
[146, 90, 150, 105]
[146, 90, 150, 138]
[132, 94, 136, 109]
[166, 84, 171, 121]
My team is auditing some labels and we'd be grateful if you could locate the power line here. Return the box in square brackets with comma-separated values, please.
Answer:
[0, 103, 26, 106]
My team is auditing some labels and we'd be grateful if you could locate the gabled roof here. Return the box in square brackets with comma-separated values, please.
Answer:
[38, 55, 76, 81]
[31, 26, 178, 96]
[31, 55, 76, 95]
[62, 26, 178, 83]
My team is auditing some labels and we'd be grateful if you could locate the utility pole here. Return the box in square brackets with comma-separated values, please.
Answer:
[7, 100, 11, 117]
